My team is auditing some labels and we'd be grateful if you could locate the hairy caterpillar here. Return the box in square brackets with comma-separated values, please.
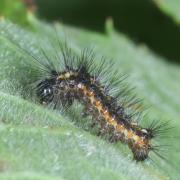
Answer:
[2, 27, 170, 161]
[30, 41, 170, 162]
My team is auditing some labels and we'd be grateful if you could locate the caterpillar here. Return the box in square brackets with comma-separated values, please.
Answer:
[2, 27, 170, 161]
[31, 42, 169, 162]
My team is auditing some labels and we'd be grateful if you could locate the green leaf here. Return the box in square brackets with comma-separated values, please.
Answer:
[0, 0, 33, 26]
[0, 19, 180, 179]
[153, 0, 180, 24]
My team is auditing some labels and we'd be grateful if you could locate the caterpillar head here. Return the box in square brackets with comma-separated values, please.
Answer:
[36, 78, 55, 104]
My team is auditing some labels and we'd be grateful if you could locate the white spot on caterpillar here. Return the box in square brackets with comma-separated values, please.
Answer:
[65, 72, 70, 78]
[78, 83, 83, 89]
[141, 129, 148, 134]
[44, 88, 51, 95]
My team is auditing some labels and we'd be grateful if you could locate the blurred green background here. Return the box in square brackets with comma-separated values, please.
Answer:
[35, 0, 180, 63]
[2, 0, 180, 62]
